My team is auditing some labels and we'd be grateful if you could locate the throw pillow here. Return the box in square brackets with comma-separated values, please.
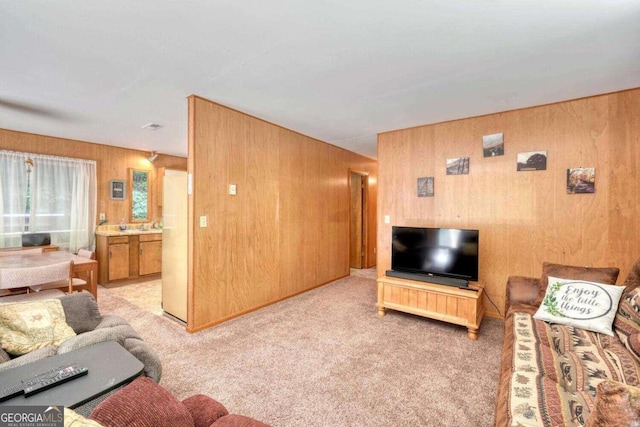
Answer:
[614, 286, 640, 349]
[538, 262, 620, 305]
[57, 292, 102, 334]
[585, 380, 640, 427]
[534, 276, 625, 336]
[0, 299, 76, 355]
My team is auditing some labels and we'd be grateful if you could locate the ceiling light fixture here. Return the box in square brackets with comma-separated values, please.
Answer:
[148, 151, 158, 163]
[142, 123, 162, 131]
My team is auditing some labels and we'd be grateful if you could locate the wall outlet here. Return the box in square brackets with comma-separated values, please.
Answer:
[229, 184, 237, 195]
[99, 213, 106, 221]
[199, 215, 207, 227]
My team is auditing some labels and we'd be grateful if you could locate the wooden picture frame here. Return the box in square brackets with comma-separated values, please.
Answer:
[110, 179, 126, 200]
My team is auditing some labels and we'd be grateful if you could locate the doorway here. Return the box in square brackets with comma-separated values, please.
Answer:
[349, 171, 367, 269]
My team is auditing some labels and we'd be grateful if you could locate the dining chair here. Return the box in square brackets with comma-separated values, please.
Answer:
[28, 260, 86, 294]
[72, 249, 95, 291]
[77, 249, 96, 260]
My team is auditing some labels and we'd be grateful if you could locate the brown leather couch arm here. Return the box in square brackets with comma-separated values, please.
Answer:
[505, 276, 540, 313]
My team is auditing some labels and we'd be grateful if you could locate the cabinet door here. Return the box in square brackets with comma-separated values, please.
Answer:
[139, 241, 162, 275]
[109, 243, 130, 281]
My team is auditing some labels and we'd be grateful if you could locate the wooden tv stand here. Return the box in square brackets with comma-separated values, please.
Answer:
[376, 275, 485, 340]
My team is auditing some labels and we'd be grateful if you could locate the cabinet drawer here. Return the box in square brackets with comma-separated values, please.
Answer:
[139, 233, 162, 242]
[108, 236, 130, 245]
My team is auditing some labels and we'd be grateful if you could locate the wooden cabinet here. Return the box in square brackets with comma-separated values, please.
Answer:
[97, 233, 162, 285]
[376, 276, 485, 340]
[107, 236, 130, 281]
[139, 234, 162, 275]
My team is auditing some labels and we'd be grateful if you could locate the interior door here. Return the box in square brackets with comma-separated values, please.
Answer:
[350, 172, 364, 269]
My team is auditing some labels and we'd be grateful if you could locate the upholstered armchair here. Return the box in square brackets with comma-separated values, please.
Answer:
[75, 377, 271, 427]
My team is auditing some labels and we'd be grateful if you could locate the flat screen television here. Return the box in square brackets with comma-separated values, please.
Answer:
[389, 226, 479, 286]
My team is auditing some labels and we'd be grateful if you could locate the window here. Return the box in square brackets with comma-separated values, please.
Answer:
[0, 150, 97, 252]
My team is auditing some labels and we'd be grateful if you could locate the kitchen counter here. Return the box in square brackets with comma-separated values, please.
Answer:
[95, 224, 162, 237]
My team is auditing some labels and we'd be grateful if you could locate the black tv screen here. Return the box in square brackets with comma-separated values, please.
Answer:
[391, 226, 479, 281]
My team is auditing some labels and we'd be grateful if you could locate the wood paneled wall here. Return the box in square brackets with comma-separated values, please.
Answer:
[377, 88, 640, 318]
[0, 128, 187, 230]
[187, 96, 377, 332]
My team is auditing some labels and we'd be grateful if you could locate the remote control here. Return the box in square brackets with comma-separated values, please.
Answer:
[21, 366, 67, 389]
[0, 385, 24, 402]
[22, 365, 88, 397]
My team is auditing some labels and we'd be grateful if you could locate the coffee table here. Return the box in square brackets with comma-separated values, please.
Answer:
[0, 341, 143, 411]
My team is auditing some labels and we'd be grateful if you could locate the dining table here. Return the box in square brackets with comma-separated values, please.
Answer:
[0, 251, 98, 299]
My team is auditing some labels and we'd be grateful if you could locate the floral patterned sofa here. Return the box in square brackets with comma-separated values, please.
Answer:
[495, 259, 640, 427]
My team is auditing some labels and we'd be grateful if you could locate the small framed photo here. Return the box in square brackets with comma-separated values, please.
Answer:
[567, 168, 595, 194]
[517, 151, 547, 171]
[446, 157, 470, 175]
[417, 177, 434, 197]
[482, 133, 504, 157]
[110, 180, 126, 200]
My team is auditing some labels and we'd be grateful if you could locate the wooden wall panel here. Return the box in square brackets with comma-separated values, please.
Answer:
[187, 96, 377, 332]
[377, 88, 640, 318]
[0, 128, 187, 235]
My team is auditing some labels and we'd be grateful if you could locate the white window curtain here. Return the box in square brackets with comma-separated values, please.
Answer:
[0, 151, 28, 248]
[0, 150, 97, 252]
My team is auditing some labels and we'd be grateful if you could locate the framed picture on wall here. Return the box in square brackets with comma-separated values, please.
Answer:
[446, 157, 470, 175]
[517, 151, 547, 171]
[482, 133, 504, 157]
[110, 180, 126, 200]
[567, 167, 595, 194]
[417, 177, 434, 197]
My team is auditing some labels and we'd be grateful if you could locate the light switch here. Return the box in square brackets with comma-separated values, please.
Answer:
[229, 184, 237, 195]
[384, 215, 390, 224]
[199, 216, 207, 227]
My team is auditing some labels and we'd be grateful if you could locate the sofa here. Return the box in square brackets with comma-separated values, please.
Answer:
[64, 377, 271, 427]
[495, 260, 640, 426]
[0, 291, 162, 382]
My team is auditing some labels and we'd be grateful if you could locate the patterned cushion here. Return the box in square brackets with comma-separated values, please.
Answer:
[534, 277, 625, 336]
[614, 287, 640, 353]
[0, 299, 76, 355]
[505, 311, 640, 426]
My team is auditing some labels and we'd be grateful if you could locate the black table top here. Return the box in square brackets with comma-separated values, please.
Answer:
[0, 341, 143, 408]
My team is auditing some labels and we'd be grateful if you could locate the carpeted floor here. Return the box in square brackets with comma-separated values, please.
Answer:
[97, 272, 503, 427]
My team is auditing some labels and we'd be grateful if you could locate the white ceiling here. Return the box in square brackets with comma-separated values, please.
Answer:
[1, 1, 639, 160]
